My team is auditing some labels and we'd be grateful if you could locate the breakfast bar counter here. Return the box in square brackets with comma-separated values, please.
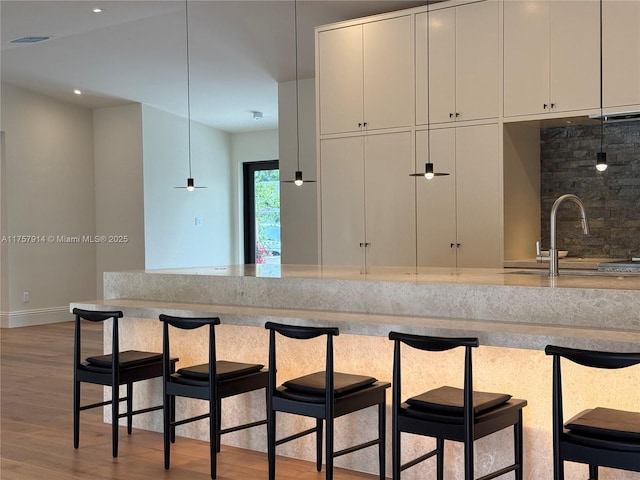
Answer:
[71, 265, 640, 479]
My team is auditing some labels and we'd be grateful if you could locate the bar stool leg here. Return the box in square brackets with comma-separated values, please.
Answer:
[268, 409, 276, 480]
[209, 402, 216, 479]
[378, 402, 386, 480]
[216, 396, 222, 453]
[74, 379, 80, 449]
[126, 382, 133, 434]
[316, 418, 323, 472]
[163, 392, 171, 469]
[170, 395, 176, 443]
[589, 464, 598, 480]
[436, 437, 444, 480]
[515, 414, 523, 480]
[112, 384, 119, 458]
[326, 417, 334, 480]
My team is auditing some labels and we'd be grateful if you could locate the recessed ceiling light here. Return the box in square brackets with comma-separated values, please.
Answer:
[73, 89, 82, 95]
[93, 8, 104, 13]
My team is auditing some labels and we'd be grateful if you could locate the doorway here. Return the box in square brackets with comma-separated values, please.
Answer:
[243, 160, 280, 264]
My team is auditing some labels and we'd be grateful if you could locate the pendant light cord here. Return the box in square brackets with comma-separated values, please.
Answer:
[294, 0, 301, 172]
[185, 0, 193, 178]
[599, 0, 604, 152]
[426, 3, 431, 165]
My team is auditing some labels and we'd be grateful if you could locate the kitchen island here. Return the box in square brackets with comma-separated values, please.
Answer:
[71, 265, 640, 479]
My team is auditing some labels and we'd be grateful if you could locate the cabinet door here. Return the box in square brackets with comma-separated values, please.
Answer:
[603, 0, 640, 110]
[504, 0, 550, 117]
[363, 16, 413, 131]
[317, 25, 363, 135]
[429, 6, 456, 124]
[456, 0, 499, 122]
[320, 137, 365, 265]
[550, 1, 599, 113]
[455, 124, 502, 268]
[416, 128, 457, 267]
[364, 132, 415, 267]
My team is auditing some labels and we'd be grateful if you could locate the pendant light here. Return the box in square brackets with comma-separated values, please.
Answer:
[410, 2, 449, 180]
[281, 0, 316, 186]
[595, 0, 608, 172]
[175, 0, 206, 190]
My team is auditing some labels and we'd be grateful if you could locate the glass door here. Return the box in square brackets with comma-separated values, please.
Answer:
[243, 160, 280, 264]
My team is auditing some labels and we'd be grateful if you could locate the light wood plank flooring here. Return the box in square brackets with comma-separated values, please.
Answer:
[0, 322, 382, 480]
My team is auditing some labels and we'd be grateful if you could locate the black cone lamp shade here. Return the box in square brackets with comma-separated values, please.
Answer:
[282, 170, 316, 186]
[410, 162, 449, 180]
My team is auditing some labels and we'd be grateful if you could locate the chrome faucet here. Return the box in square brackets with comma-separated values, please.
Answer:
[546, 194, 590, 277]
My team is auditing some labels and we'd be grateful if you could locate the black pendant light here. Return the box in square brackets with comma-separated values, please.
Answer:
[596, 0, 608, 172]
[282, 0, 316, 186]
[410, 2, 449, 180]
[175, 0, 206, 190]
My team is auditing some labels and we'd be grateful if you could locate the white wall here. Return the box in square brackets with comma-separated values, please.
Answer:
[278, 78, 319, 264]
[0, 83, 96, 327]
[142, 105, 234, 269]
[230, 129, 279, 264]
[93, 104, 146, 294]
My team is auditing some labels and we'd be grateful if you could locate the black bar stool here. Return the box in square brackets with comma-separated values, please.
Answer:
[389, 331, 527, 480]
[545, 345, 640, 479]
[73, 307, 175, 458]
[159, 314, 268, 479]
[265, 321, 390, 480]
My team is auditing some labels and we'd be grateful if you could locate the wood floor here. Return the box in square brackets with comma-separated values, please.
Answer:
[0, 322, 382, 480]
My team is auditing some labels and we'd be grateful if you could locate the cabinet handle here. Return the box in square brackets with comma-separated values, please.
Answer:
[359, 242, 370, 247]
[450, 243, 461, 248]
[455, 112, 460, 118]
[450, 243, 455, 248]
[550, 103, 555, 109]
[543, 103, 548, 110]
[363, 122, 367, 127]
[358, 122, 362, 128]
[449, 113, 454, 119]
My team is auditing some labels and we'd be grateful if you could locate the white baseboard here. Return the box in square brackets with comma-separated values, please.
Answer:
[0, 306, 70, 328]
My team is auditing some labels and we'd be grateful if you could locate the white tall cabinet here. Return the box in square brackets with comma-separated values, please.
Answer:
[417, 0, 499, 125]
[320, 132, 415, 268]
[317, 15, 412, 136]
[503, 0, 600, 117]
[416, 124, 502, 268]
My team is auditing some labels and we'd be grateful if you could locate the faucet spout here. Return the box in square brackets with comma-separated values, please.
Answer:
[549, 194, 590, 277]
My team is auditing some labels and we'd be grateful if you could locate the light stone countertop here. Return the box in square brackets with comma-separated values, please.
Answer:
[70, 265, 640, 353]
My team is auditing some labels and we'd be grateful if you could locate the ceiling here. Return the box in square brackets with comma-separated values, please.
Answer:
[1, 0, 427, 133]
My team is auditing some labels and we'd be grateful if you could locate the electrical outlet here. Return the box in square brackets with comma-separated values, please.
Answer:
[22, 291, 30, 303]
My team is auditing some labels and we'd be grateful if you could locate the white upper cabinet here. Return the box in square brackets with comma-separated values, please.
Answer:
[317, 15, 412, 135]
[504, 0, 599, 117]
[417, 1, 499, 125]
[603, 0, 640, 111]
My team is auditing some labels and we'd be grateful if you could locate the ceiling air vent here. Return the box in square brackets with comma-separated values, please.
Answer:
[589, 111, 640, 123]
[10, 36, 51, 44]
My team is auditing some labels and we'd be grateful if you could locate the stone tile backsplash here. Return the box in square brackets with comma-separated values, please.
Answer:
[540, 120, 640, 259]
